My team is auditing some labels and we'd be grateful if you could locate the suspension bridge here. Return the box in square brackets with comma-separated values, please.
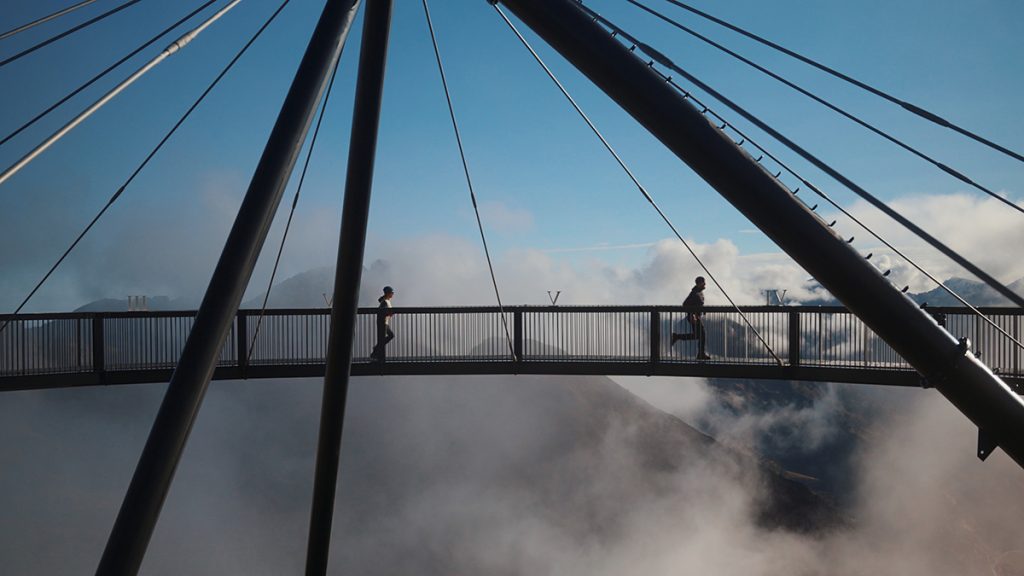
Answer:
[2, 0, 1023, 575]
[3, 305, 1023, 391]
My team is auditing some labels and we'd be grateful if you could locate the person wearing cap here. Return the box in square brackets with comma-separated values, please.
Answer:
[671, 276, 711, 360]
[370, 286, 395, 361]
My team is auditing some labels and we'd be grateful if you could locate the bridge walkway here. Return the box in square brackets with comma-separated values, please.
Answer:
[2, 306, 1021, 392]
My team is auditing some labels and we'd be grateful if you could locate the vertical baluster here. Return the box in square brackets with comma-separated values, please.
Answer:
[839, 313, 844, 367]
[1014, 313, 1021, 379]
[35, 319, 41, 373]
[92, 315, 104, 376]
[143, 316, 148, 370]
[569, 311, 574, 359]
[615, 311, 620, 360]
[818, 313, 823, 366]
[20, 321, 26, 375]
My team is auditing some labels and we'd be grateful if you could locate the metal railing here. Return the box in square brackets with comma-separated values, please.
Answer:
[1, 306, 1021, 387]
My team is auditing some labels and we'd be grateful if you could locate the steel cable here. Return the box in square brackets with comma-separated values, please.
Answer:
[0, 0, 292, 334]
[579, 2, 1024, 352]
[494, 4, 784, 366]
[653, 0, 1024, 166]
[0, 0, 147, 69]
[0, 0, 245, 187]
[1, 0, 220, 149]
[423, 0, 516, 359]
[577, 4, 1024, 310]
[0, 0, 101, 42]
[626, 0, 1023, 217]
[247, 48, 339, 364]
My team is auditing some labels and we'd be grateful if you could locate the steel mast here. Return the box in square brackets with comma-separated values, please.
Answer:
[494, 0, 1024, 467]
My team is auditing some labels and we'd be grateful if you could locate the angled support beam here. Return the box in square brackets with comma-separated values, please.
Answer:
[495, 0, 1024, 468]
[306, 0, 394, 574]
[94, 2, 362, 574]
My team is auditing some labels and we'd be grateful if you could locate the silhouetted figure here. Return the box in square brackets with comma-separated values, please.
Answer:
[671, 276, 710, 359]
[370, 286, 395, 361]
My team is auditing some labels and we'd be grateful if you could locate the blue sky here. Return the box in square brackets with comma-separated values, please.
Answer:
[1, 0, 1022, 310]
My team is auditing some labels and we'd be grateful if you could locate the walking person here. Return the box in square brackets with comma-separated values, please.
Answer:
[370, 286, 395, 361]
[671, 276, 711, 360]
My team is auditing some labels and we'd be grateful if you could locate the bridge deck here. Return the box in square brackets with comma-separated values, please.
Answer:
[2, 306, 1021, 392]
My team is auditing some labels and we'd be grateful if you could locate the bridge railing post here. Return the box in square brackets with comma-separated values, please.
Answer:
[650, 310, 661, 367]
[788, 310, 800, 367]
[513, 309, 523, 361]
[236, 312, 248, 379]
[91, 314, 105, 376]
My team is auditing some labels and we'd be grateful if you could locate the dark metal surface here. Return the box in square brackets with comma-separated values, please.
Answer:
[306, 0, 393, 574]
[495, 0, 1024, 467]
[93, 1, 363, 574]
[0, 362, 937, 388]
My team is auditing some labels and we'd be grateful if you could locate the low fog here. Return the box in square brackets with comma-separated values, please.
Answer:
[3, 190, 1023, 574]
[2, 374, 1023, 575]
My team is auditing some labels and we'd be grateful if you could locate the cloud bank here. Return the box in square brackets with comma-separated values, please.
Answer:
[2, 376, 1023, 575]
[3, 189, 1023, 575]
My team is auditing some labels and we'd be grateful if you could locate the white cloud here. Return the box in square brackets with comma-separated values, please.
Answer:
[828, 192, 1024, 290]
[474, 200, 535, 234]
[540, 241, 656, 253]
[360, 234, 822, 308]
[8, 377, 1021, 575]
[5, 189, 1019, 317]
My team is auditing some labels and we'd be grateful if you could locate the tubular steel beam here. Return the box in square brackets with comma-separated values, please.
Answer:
[306, 0, 393, 574]
[495, 0, 1024, 467]
[94, 2, 362, 574]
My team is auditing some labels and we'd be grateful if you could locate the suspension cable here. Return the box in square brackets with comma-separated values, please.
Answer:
[0, 0, 291, 334]
[627, 0, 1024, 217]
[0, 0, 101, 42]
[494, 4, 783, 366]
[1, 0, 220, 149]
[653, 0, 1024, 166]
[247, 49, 338, 363]
[423, 0, 516, 358]
[0, 0, 147, 69]
[0, 0, 245, 188]
[671, 77, 1024, 352]
[577, 6, 1024, 311]
[578, 2, 1024, 351]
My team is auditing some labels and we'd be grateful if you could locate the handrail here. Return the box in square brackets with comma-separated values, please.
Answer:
[1, 305, 1021, 394]
[4, 304, 1020, 320]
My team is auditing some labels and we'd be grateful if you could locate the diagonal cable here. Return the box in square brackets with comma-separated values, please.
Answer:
[0, 0, 101, 42]
[626, 0, 1023, 217]
[579, 5, 1024, 310]
[494, 4, 783, 366]
[1, 0, 220, 149]
[0, 0, 245, 188]
[0, 0, 147, 69]
[0, 0, 291, 335]
[579, 2, 1024, 352]
[423, 0, 516, 358]
[247, 50, 339, 363]
[655, 0, 1024, 166]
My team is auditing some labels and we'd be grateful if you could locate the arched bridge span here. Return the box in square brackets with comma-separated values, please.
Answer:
[3, 305, 1021, 392]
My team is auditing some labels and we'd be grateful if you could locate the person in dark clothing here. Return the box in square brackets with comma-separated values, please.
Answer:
[370, 286, 395, 361]
[671, 276, 711, 359]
